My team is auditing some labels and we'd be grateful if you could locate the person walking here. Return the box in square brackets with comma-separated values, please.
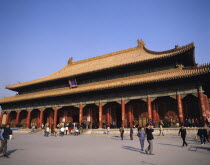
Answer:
[44, 126, 50, 137]
[130, 127, 133, 140]
[119, 126, 124, 140]
[197, 127, 205, 144]
[158, 120, 164, 136]
[137, 127, 145, 151]
[178, 125, 188, 147]
[145, 124, 154, 155]
[0, 124, 11, 158]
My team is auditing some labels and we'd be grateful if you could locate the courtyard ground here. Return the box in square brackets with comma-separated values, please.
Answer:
[0, 132, 210, 165]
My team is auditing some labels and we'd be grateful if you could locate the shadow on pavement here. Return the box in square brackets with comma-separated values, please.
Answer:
[122, 145, 145, 153]
[188, 146, 210, 155]
[157, 143, 182, 147]
[7, 149, 24, 156]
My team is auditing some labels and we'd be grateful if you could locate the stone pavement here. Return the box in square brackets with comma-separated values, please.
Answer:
[0, 133, 210, 165]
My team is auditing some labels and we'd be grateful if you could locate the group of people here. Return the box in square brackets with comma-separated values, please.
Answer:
[43, 123, 83, 137]
[118, 119, 210, 156]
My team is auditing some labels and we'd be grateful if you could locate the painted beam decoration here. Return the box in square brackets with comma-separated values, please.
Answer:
[68, 79, 77, 88]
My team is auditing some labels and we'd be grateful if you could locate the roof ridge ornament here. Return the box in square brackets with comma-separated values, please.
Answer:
[68, 57, 73, 65]
[137, 39, 145, 48]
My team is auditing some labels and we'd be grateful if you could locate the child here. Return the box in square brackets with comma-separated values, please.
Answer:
[137, 127, 145, 151]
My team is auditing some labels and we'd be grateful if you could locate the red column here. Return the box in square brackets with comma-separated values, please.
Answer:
[198, 92, 207, 125]
[147, 97, 152, 120]
[53, 107, 58, 128]
[64, 110, 67, 123]
[39, 108, 44, 128]
[204, 95, 210, 117]
[121, 99, 125, 127]
[0, 113, 2, 125]
[106, 107, 110, 127]
[6, 112, 10, 124]
[79, 104, 83, 126]
[128, 104, 132, 127]
[152, 103, 157, 121]
[15, 111, 20, 125]
[99, 102, 102, 128]
[176, 94, 184, 124]
[26, 109, 31, 129]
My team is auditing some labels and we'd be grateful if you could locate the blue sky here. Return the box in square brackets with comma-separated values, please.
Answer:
[0, 0, 210, 98]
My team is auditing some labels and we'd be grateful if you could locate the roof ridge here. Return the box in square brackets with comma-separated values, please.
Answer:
[143, 42, 194, 55]
[71, 47, 139, 65]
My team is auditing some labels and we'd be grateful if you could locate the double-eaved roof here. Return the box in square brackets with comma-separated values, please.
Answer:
[2, 40, 209, 104]
[6, 40, 195, 89]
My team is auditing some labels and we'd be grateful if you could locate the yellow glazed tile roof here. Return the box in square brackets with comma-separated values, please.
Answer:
[1, 64, 209, 104]
[6, 41, 194, 89]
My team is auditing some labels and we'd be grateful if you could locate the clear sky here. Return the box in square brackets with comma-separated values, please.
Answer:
[0, 0, 210, 99]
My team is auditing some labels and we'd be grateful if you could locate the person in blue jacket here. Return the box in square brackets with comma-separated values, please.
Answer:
[137, 127, 145, 151]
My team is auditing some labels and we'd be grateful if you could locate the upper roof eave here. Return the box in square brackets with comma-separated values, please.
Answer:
[6, 42, 195, 90]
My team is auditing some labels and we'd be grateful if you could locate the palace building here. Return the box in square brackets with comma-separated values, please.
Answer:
[0, 39, 210, 128]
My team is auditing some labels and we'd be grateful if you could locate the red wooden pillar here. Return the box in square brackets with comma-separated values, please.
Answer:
[53, 107, 58, 128]
[176, 94, 184, 125]
[6, 111, 10, 124]
[128, 104, 133, 127]
[204, 95, 210, 117]
[26, 109, 31, 129]
[147, 97, 152, 120]
[64, 110, 67, 123]
[152, 103, 157, 121]
[106, 107, 110, 127]
[0, 113, 3, 125]
[198, 91, 207, 125]
[99, 102, 102, 128]
[15, 111, 20, 125]
[121, 99, 125, 127]
[39, 108, 44, 128]
[79, 104, 83, 126]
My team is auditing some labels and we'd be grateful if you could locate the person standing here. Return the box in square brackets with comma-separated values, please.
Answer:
[0, 124, 11, 158]
[178, 125, 188, 147]
[197, 127, 204, 145]
[119, 126, 124, 140]
[203, 127, 209, 143]
[137, 127, 145, 151]
[107, 126, 110, 135]
[145, 124, 154, 155]
[130, 127, 133, 140]
[158, 120, 164, 136]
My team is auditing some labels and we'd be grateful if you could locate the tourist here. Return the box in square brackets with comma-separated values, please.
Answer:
[60, 126, 65, 136]
[197, 127, 204, 145]
[107, 126, 110, 134]
[44, 126, 50, 137]
[158, 120, 164, 136]
[65, 125, 69, 135]
[31, 125, 35, 132]
[119, 126, 124, 140]
[148, 119, 153, 126]
[203, 127, 209, 143]
[130, 127, 133, 140]
[207, 117, 210, 127]
[54, 127, 58, 137]
[178, 125, 188, 147]
[145, 124, 154, 155]
[188, 119, 192, 127]
[0, 124, 11, 158]
[137, 127, 145, 151]
[184, 119, 188, 127]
